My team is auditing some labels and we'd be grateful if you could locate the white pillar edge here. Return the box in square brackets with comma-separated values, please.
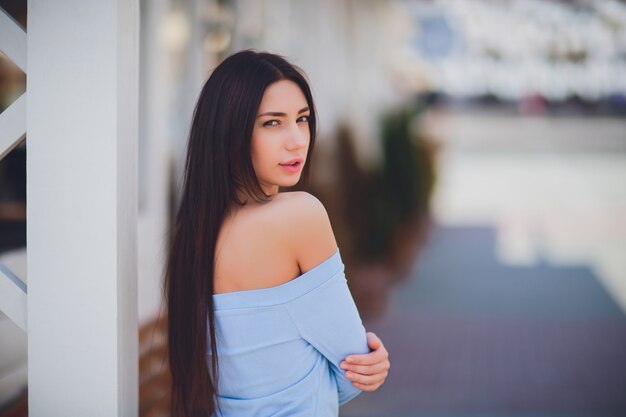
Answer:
[115, 0, 140, 414]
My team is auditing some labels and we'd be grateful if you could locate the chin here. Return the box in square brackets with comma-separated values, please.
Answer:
[280, 177, 301, 188]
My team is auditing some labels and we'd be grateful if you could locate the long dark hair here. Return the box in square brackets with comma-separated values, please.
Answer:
[163, 50, 317, 416]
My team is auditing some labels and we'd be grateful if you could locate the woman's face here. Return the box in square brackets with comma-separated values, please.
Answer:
[250, 79, 311, 196]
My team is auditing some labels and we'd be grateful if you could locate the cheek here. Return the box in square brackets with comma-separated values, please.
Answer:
[250, 134, 272, 168]
[250, 134, 262, 168]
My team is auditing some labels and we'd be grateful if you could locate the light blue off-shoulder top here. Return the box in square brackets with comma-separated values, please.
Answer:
[210, 247, 369, 417]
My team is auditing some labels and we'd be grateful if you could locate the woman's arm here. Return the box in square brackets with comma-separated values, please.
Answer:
[281, 193, 370, 404]
[340, 332, 390, 391]
[284, 262, 369, 406]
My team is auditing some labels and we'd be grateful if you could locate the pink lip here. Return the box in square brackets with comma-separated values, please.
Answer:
[279, 157, 304, 166]
[279, 158, 304, 173]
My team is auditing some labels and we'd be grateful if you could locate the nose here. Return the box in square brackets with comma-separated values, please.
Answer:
[286, 122, 309, 150]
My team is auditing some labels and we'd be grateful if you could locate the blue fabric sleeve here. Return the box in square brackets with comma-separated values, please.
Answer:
[286, 269, 370, 406]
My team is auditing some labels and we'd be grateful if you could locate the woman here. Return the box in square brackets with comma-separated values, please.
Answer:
[164, 50, 390, 417]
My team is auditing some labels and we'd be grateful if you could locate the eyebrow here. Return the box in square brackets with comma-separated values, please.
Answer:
[256, 107, 310, 118]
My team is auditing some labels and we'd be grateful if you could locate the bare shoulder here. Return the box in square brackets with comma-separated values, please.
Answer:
[271, 191, 338, 273]
[213, 191, 338, 294]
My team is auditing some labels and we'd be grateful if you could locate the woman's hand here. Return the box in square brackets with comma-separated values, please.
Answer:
[340, 332, 390, 391]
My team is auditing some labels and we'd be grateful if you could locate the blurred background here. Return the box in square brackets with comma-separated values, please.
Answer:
[1, 0, 626, 416]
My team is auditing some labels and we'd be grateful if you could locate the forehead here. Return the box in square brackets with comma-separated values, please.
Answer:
[257, 80, 308, 112]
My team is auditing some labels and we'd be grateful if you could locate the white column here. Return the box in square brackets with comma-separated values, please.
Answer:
[27, 0, 138, 415]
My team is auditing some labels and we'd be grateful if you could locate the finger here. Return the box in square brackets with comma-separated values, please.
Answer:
[345, 370, 387, 386]
[352, 381, 383, 392]
[366, 332, 381, 350]
[345, 344, 388, 366]
[341, 360, 389, 376]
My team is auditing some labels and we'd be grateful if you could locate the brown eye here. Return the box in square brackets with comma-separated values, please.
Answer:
[297, 115, 309, 123]
[263, 120, 279, 127]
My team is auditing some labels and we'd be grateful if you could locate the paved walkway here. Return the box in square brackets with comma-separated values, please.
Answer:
[340, 222, 626, 417]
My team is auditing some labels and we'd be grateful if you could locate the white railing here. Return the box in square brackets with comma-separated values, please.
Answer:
[0, 8, 26, 71]
[0, 6, 28, 332]
[0, 263, 27, 332]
